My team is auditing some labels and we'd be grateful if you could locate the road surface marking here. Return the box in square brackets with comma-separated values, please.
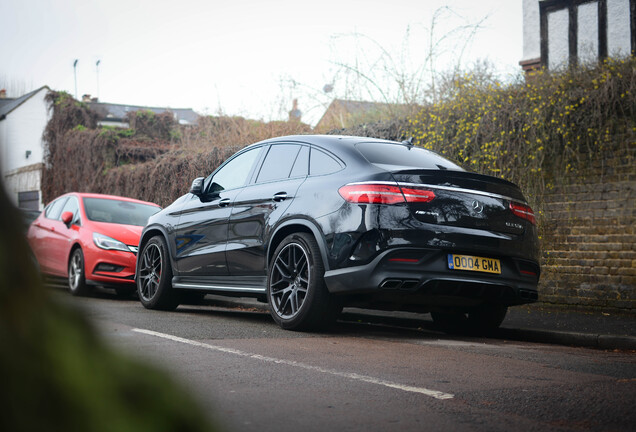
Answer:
[132, 328, 454, 400]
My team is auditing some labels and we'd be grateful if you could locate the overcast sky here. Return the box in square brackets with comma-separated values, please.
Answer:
[0, 0, 522, 125]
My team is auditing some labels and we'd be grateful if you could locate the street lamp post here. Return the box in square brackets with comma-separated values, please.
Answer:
[73, 59, 78, 99]
[96, 60, 101, 100]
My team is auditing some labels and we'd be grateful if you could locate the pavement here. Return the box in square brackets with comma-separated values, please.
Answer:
[203, 295, 636, 351]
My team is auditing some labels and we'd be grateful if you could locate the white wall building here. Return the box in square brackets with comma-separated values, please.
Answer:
[0, 86, 51, 210]
[521, 0, 635, 72]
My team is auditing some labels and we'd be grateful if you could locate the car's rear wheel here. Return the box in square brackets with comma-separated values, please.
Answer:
[137, 236, 179, 311]
[68, 248, 90, 296]
[432, 304, 508, 334]
[267, 233, 341, 331]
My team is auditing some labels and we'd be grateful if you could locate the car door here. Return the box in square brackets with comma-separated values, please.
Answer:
[226, 143, 309, 275]
[47, 196, 81, 275]
[29, 196, 69, 275]
[174, 146, 264, 277]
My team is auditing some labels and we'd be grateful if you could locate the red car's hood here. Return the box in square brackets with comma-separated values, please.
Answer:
[89, 221, 143, 246]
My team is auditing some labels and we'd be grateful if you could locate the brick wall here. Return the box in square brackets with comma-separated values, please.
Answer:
[539, 140, 636, 312]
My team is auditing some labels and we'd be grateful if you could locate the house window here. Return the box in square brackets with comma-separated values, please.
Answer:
[539, 0, 634, 69]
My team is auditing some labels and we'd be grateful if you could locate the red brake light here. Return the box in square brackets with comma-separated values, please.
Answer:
[400, 187, 435, 203]
[510, 202, 536, 225]
[338, 183, 435, 205]
[339, 184, 405, 204]
[388, 258, 419, 263]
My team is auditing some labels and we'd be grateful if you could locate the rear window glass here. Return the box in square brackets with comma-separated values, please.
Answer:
[310, 148, 343, 176]
[83, 198, 160, 226]
[356, 142, 464, 171]
[257, 144, 302, 183]
[289, 145, 309, 178]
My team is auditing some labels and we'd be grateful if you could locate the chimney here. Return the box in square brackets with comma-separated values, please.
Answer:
[0, 89, 6, 99]
[288, 99, 301, 122]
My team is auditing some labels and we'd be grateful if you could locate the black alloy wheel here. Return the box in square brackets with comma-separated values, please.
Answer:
[267, 233, 341, 330]
[137, 236, 179, 311]
[68, 248, 90, 296]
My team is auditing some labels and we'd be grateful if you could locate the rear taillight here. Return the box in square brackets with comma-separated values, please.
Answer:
[399, 187, 436, 203]
[338, 183, 435, 204]
[510, 202, 536, 225]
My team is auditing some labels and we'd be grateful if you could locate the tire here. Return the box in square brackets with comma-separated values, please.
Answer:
[136, 236, 179, 311]
[432, 304, 508, 334]
[267, 233, 341, 331]
[68, 248, 90, 296]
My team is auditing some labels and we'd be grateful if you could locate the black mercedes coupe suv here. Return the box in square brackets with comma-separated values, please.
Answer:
[136, 135, 540, 332]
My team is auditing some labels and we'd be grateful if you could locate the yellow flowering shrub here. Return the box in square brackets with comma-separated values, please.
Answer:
[408, 57, 636, 208]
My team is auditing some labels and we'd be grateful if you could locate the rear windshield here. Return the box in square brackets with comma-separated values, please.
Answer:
[83, 198, 159, 226]
[356, 142, 464, 171]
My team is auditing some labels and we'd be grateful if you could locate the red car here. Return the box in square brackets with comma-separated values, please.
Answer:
[27, 192, 160, 296]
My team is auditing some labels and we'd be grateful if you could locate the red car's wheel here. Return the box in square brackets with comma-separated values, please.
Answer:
[68, 248, 90, 296]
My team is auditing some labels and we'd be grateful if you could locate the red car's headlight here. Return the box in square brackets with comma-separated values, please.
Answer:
[93, 232, 131, 252]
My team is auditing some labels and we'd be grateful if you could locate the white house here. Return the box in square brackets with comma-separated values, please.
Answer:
[0, 86, 51, 210]
[521, 0, 635, 72]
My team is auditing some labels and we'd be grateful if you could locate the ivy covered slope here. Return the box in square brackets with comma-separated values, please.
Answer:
[407, 57, 635, 213]
[41, 92, 311, 207]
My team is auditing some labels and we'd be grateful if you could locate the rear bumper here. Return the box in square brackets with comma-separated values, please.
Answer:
[324, 247, 539, 309]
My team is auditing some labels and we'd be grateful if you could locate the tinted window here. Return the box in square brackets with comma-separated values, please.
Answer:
[256, 144, 301, 183]
[60, 196, 80, 225]
[310, 148, 343, 176]
[44, 197, 68, 220]
[289, 145, 309, 178]
[356, 142, 464, 171]
[83, 198, 159, 226]
[206, 147, 261, 194]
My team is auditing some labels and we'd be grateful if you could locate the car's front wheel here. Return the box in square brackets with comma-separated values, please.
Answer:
[137, 236, 179, 311]
[68, 248, 90, 296]
[267, 233, 341, 331]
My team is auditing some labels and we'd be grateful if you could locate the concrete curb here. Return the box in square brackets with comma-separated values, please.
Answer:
[496, 328, 636, 351]
[203, 296, 636, 351]
[341, 311, 636, 351]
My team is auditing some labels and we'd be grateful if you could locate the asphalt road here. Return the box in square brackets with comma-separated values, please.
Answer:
[57, 289, 636, 432]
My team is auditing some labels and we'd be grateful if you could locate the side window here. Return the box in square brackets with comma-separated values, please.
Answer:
[289, 146, 309, 178]
[205, 147, 261, 194]
[310, 148, 343, 176]
[44, 197, 68, 220]
[60, 196, 80, 225]
[256, 144, 302, 183]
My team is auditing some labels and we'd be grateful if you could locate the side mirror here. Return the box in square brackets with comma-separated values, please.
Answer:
[190, 177, 205, 196]
[61, 211, 73, 226]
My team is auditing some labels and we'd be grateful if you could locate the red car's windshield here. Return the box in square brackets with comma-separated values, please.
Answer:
[83, 198, 159, 226]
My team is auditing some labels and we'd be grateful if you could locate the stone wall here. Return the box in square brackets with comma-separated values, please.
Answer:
[539, 140, 635, 312]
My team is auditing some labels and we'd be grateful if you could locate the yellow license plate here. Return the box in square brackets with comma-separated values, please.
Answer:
[447, 254, 501, 274]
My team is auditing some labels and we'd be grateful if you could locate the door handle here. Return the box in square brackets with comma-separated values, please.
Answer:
[218, 198, 231, 207]
[273, 192, 287, 202]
